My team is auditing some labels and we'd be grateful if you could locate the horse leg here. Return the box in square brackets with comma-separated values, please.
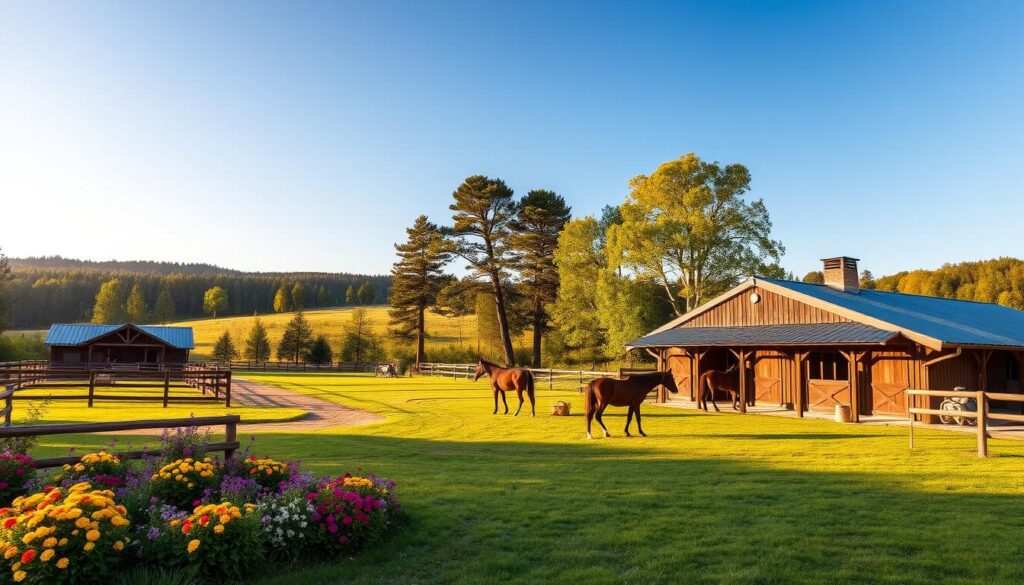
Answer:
[595, 404, 611, 438]
[624, 405, 634, 437]
[732, 391, 739, 411]
[501, 390, 509, 414]
[492, 388, 499, 415]
[514, 389, 524, 416]
[707, 384, 720, 412]
[635, 403, 647, 437]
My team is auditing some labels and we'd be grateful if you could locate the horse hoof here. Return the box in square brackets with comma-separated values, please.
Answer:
[640, 432, 647, 437]
[586, 433, 593, 439]
[603, 432, 610, 438]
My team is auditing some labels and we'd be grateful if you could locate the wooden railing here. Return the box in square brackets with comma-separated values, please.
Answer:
[907, 389, 1024, 457]
[414, 362, 618, 392]
[209, 360, 385, 373]
[0, 415, 241, 468]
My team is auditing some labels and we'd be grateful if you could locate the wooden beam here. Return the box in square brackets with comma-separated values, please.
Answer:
[739, 350, 748, 414]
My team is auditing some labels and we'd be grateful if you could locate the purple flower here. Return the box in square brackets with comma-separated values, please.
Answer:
[147, 527, 160, 541]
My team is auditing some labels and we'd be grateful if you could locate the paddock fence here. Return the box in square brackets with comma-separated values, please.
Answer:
[413, 362, 630, 393]
[907, 389, 1024, 457]
[0, 415, 241, 468]
[204, 360, 388, 373]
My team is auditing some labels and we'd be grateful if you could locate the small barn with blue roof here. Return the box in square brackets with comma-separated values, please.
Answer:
[629, 257, 1024, 422]
[44, 323, 195, 365]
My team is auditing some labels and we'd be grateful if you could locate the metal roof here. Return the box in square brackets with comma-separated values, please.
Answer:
[628, 322, 898, 348]
[44, 324, 195, 349]
[762, 278, 1024, 348]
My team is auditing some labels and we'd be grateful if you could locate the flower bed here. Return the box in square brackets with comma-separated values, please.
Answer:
[0, 437, 400, 584]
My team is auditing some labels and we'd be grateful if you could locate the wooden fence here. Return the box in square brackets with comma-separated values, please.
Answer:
[211, 360, 385, 373]
[907, 389, 1024, 457]
[414, 362, 620, 392]
[0, 415, 241, 468]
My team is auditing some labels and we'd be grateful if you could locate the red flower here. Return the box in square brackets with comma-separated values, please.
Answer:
[182, 520, 193, 535]
[21, 549, 36, 564]
[3, 518, 16, 529]
[199, 515, 210, 526]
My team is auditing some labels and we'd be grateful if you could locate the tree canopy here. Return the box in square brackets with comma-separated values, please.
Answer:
[276, 312, 314, 363]
[388, 215, 453, 363]
[203, 286, 228, 318]
[91, 279, 127, 324]
[243, 317, 272, 362]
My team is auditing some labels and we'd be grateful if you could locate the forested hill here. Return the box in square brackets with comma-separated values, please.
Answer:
[873, 257, 1024, 309]
[7, 257, 391, 329]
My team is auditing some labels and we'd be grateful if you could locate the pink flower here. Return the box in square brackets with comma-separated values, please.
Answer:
[328, 523, 338, 534]
[342, 515, 353, 526]
[338, 535, 348, 544]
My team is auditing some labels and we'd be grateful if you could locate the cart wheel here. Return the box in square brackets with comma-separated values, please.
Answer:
[940, 400, 962, 425]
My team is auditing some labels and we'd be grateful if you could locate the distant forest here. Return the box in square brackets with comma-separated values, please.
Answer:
[7, 257, 391, 328]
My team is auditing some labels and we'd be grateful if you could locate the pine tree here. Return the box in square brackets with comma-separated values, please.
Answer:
[276, 312, 314, 363]
[211, 330, 239, 364]
[273, 285, 292, 313]
[125, 283, 149, 323]
[243, 317, 272, 362]
[316, 285, 329, 307]
[860, 270, 877, 290]
[448, 175, 519, 365]
[509, 190, 572, 366]
[307, 335, 333, 365]
[388, 215, 453, 363]
[291, 282, 305, 310]
[203, 286, 228, 317]
[357, 282, 376, 305]
[91, 279, 127, 324]
[345, 285, 356, 305]
[340, 308, 377, 362]
[153, 287, 175, 324]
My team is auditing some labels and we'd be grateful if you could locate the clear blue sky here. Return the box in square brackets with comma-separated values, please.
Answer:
[1, 1, 1021, 277]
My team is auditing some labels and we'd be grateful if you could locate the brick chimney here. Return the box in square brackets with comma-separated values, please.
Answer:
[822, 256, 859, 293]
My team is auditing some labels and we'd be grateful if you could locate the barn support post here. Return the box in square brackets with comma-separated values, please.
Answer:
[163, 372, 170, 408]
[795, 352, 805, 417]
[977, 390, 988, 458]
[739, 350, 748, 414]
[225, 420, 237, 461]
[840, 350, 861, 423]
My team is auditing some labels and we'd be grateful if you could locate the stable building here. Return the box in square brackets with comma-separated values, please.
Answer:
[628, 257, 1024, 422]
[44, 324, 195, 366]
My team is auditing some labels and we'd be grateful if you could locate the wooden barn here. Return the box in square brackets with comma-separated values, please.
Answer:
[44, 324, 195, 366]
[629, 257, 1024, 422]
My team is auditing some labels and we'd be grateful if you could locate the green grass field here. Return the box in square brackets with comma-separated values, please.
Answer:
[28, 372, 1024, 584]
[175, 305, 482, 360]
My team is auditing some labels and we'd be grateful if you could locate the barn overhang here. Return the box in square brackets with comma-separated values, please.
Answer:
[627, 322, 899, 350]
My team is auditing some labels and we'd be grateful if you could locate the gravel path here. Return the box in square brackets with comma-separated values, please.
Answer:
[230, 378, 383, 431]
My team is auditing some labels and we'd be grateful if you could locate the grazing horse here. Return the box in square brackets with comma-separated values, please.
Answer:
[585, 372, 678, 439]
[474, 358, 536, 417]
[697, 365, 750, 412]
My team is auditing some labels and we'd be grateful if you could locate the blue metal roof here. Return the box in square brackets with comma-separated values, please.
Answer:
[629, 322, 898, 348]
[761, 278, 1024, 348]
[44, 324, 194, 349]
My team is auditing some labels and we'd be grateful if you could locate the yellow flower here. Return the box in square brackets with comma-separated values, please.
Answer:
[113, 541, 124, 551]
[219, 514, 231, 524]
[20, 533, 34, 545]
[56, 557, 68, 569]
[40, 548, 55, 562]
[42, 537, 56, 548]
[187, 539, 200, 554]
[83, 542, 95, 552]
[86, 529, 100, 542]
[12, 570, 25, 582]
[58, 538, 68, 546]
[3, 547, 17, 559]
[75, 517, 91, 529]
[213, 524, 224, 534]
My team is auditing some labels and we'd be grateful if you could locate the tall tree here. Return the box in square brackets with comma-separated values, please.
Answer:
[276, 311, 314, 363]
[291, 282, 306, 310]
[243, 317, 272, 362]
[0, 249, 10, 333]
[307, 335, 334, 365]
[357, 282, 376, 305]
[340, 307, 376, 362]
[125, 283, 149, 323]
[859, 270, 877, 290]
[91, 279, 127, 324]
[211, 330, 239, 363]
[345, 285, 357, 305]
[273, 285, 292, 313]
[316, 285, 329, 307]
[203, 286, 228, 318]
[510, 190, 572, 366]
[551, 217, 608, 366]
[802, 271, 824, 284]
[153, 287, 176, 324]
[608, 152, 784, 315]
[388, 215, 453, 363]
[448, 175, 519, 365]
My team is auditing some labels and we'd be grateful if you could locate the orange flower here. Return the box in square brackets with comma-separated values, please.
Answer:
[198, 515, 210, 526]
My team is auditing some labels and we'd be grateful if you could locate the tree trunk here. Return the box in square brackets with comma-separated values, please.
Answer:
[490, 276, 516, 366]
[416, 305, 426, 364]
[531, 297, 543, 367]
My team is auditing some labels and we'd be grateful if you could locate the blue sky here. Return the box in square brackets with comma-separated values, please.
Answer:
[1, 1, 1021, 277]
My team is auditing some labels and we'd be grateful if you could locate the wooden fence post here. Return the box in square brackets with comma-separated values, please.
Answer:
[549, 369, 554, 391]
[163, 372, 170, 408]
[225, 420, 237, 460]
[225, 371, 232, 408]
[3, 384, 11, 427]
[907, 389, 915, 450]
[88, 370, 95, 408]
[977, 390, 988, 458]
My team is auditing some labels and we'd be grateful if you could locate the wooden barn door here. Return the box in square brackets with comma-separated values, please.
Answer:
[870, 353, 910, 415]
[805, 352, 851, 413]
[753, 352, 784, 406]
[666, 354, 693, 401]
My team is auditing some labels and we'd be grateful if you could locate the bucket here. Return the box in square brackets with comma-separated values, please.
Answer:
[834, 404, 851, 423]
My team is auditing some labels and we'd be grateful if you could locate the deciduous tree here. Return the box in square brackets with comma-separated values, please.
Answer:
[388, 215, 453, 363]
[291, 282, 305, 310]
[91, 279, 127, 324]
[203, 286, 228, 318]
[551, 217, 608, 366]
[153, 287, 175, 324]
[340, 308, 378, 363]
[510, 190, 571, 366]
[357, 282, 376, 305]
[126, 284, 149, 323]
[345, 285, 356, 305]
[273, 285, 292, 313]
[448, 175, 518, 365]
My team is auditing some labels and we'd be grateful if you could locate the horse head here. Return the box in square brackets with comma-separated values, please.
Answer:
[473, 358, 488, 381]
[661, 372, 680, 394]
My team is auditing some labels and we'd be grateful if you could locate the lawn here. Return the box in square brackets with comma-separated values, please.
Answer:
[174, 305, 482, 360]
[28, 372, 1024, 584]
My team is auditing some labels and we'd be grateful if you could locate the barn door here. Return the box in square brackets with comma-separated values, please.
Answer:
[805, 352, 851, 413]
[666, 354, 692, 401]
[753, 353, 784, 406]
[870, 354, 909, 415]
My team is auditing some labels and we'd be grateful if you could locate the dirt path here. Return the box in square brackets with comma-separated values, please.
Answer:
[230, 378, 383, 431]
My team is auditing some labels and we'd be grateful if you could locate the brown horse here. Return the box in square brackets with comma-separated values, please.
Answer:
[585, 372, 678, 439]
[474, 358, 536, 417]
[697, 365, 751, 412]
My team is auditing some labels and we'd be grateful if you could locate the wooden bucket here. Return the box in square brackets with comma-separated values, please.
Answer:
[834, 404, 851, 423]
[551, 401, 571, 416]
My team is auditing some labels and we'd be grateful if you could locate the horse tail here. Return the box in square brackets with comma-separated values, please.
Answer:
[584, 380, 596, 418]
[526, 369, 535, 399]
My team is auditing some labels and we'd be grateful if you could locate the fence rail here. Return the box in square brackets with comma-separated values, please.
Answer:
[0, 415, 241, 468]
[414, 362, 621, 392]
[205, 360, 386, 373]
[907, 388, 1024, 457]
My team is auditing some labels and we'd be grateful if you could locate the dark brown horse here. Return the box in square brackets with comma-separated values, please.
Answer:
[474, 358, 536, 417]
[697, 365, 751, 412]
[585, 372, 678, 439]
